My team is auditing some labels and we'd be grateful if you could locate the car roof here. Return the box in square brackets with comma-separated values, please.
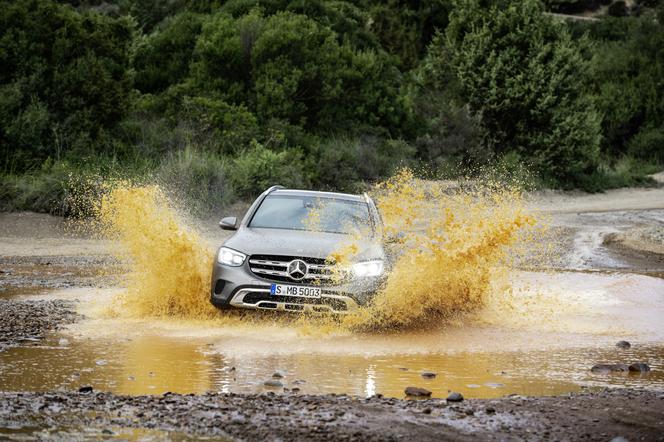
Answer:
[270, 188, 365, 203]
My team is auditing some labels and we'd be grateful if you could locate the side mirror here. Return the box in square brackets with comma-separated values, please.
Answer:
[219, 216, 238, 231]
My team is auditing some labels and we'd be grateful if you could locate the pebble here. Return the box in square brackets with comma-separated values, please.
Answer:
[272, 372, 284, 379]
[421, 372, 437, 379]
[615, 341, 631, 349]
[78, 386, 93, 393]
[404, 387, 432, 397]
[447, 392, 464, 403]
[591, 364, 630, 373]
[628, 363, 650, 372]
[264, 380, 284, 388]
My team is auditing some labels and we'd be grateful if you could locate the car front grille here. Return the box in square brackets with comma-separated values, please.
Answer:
[248, 254, 339, 285]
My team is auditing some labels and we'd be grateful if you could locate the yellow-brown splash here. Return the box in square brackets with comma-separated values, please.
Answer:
[94, 170, 538, 330]
[96, 184, 217, 318]
[340, 170, 537, 330]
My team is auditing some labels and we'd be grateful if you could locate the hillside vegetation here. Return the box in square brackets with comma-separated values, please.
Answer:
[1, 0, 663, 214]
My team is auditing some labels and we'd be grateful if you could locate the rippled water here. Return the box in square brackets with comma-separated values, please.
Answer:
[1, 271, 663, 399]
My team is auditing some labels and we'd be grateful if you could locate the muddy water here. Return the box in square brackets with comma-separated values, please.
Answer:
[1, 184, 664, 400]
[2, 270, 663, 399]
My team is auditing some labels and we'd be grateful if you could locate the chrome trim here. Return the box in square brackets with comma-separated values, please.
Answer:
[251, 268, 289, 277]
[229, 287, 358, 314]
[248, 257, 336, 282]
[249, 259, 287, 267]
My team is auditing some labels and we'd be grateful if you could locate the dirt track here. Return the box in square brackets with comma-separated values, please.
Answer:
[1, 186, 664, 440]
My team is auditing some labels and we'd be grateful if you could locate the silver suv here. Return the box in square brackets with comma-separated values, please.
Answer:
[210, 186, 388, 314]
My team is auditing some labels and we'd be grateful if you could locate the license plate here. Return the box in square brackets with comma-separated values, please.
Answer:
[270, 283, 321, 298]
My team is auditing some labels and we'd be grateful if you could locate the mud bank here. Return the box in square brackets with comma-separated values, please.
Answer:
[0, 299, 79, 352]
[0, 389, 662, 441]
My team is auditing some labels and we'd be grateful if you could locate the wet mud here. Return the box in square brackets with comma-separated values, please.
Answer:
[0, 389, 662, 441]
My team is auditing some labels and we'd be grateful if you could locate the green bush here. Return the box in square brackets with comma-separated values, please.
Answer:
[229, 142, 308, 197]
[313, 136, 416, 190]
[627, 126, 664, 163]
[442, 0, 602, 185]
[133, 12, 204, 94]
[157, 146, 232, 214]
[0, 0, 133, 172]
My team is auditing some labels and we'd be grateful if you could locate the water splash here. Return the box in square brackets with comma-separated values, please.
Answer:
[93, 170, 539, 330]
[96, 184, 217, 318]
[340, 170, 537, 330]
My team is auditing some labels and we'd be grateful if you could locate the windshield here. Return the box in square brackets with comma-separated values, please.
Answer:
[249, 195, 372, 235]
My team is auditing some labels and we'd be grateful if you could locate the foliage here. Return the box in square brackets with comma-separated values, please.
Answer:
[442, 0, 602, 184]
[0, 0, 133, 172]
[2, 0, 664, 215]
[229, 142, 308, 197]
[157, 146, 231, 214]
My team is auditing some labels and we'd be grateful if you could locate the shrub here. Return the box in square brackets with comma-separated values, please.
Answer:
[157, 146, 232, 214]
[229, 142, 308, 197]
[313, 136, 416, 190]
[443, 0, 602, 185]
[0, 0, 133, 171]
[133, 12, 204, 94]
[627, 126, 664, 163]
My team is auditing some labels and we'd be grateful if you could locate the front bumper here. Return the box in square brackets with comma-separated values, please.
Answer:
[210, 261, 383, 314]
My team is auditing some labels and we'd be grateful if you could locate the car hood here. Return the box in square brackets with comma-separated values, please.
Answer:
[223, 227, 384, 261]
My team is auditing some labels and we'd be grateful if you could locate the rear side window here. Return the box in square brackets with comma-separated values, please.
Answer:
[249, 195, 371, 235]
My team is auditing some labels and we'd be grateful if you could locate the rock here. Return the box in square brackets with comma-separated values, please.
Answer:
[610, 437, 629, 442]
[485, 383, 504, 388]
[95, 360, 107, 366]
[485, 407, 496, 414]
[78, 386, 93, 393]
[591, 364, 630, 373]
[272, 372, 284, 379]
[263, 380, 283, 388]
[615, 341, 631, 349]
[404, 387, 432, 397]
[421, 372, 436, 379]
[447, 392, 464, 402]
[58, 338, 69, 346]
[628, 362, 650, 372]
[101, 429, 114, 435]
[398, 367, 409, 371]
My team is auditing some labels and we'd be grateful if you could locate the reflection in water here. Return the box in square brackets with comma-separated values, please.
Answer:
[2, 270, 663, 399]
[1, 331, 663, 399]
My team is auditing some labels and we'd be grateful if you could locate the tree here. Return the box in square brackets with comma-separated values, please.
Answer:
[0, 0, 133, 170]
[441, 0, 601, 184]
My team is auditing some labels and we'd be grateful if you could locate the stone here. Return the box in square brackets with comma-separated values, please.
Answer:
[628, 362, 650, 372]
[263, 380, 283, 388]
[78, 386, 93, 393]
[615, 341, 631, 349]
[421, 372, 437, 379]
[272, 372, 284, 379]
[591, 364, 630, 373]
[404, 387, 432, 397]
[447, 392, 464, 402]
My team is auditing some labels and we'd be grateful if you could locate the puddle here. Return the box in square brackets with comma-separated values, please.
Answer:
[1, 331, 662, 399]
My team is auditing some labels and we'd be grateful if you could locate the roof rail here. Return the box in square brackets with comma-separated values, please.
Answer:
[265, 185, 285, 194]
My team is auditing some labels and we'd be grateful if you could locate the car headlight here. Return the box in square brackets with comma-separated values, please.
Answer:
[217, 247, 246, 266]
[351, 260, 384, 277]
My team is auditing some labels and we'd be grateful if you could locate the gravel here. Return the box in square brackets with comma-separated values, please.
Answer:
[0, 389, 662, 441]
[0, 299, 80, 352]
